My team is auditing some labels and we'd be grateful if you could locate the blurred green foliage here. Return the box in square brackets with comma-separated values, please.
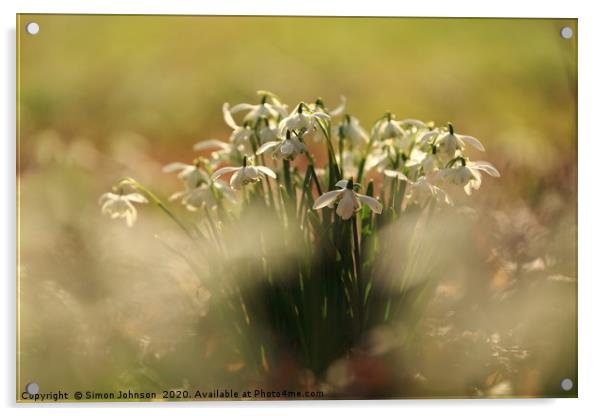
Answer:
[19, 16, 576, 159]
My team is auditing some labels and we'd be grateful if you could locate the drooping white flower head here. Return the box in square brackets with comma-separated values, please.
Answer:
[256, 130, 307, 161]
[407, 176, 452, 207]
[401, 147, 443, 177]
[435, 123, 485, 160]
[169, 179, 235, 211]
[223, 103, 255, 153]
[438, 159, 500, 195]
[307, 96, 347, 117]
[364, 146, 390, 173]
[364, 136, 412, 173]
[398, 119, 428, 130]
[193, 139, 239, 168]
[228, 90, 288, 125]
[162, 160, 210, 190]
[279, 102, 331, 137]
[256, 117, 280, 144]
[372, 113, 405, 141]
[99, 191, 148, 227]
[339, 114, 369, 147]
[211, 157, 277, 190]
[312, 179, 383, 220]
[415, 128, 440, 150]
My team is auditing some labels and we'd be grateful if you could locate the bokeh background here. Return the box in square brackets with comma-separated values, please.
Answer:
[17, 15, 576, 399]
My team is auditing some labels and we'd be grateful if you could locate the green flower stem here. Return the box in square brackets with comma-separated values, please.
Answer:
[338, 133, 344, 179]
[282, 159, 293, 198]
[316, 118, 341, 184]
[352, 215, 364, 336]
[304, 152, 323, 196]
[356, 157, 367, 184]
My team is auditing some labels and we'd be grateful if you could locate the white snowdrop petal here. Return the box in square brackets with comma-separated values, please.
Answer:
[168, 191, 187, 202]
[417, 131, 439, 144]
[471, 169, 483, 190]
[335, 190, 357, 220]
[458, 134, 485, 152]
[230, 169, 244, 189]
[101, 200, 113, 214]
[211, 166, 239, 181]
[222, 103, 239, 129]
[229, 103, 255, 114]
[124, 193, 148, 204]
[471, 160, 501, 177]
[125, 211, 135, 227]
[313, 111, 330, 121]
[256, 141, 280, 155]
[400, 119, 427, 128]
[194, 139, 231, 151]
[313, 189, 344, 209]
[162, 162, 190, 173]
[329, 96, 347, 117]
[296, 141, 307, 153]
[244, 166, 259, 180]
[358, 194, 383, 214]
[98, 192, 117, 205]
[256, 166, 277, 179]
[280, 140, 294, 156]
[464, 183, 473, 195]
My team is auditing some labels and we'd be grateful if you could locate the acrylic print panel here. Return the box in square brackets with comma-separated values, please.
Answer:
[16, 15, 577, 402]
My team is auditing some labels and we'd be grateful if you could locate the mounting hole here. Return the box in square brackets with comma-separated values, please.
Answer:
[560, 26, 573, 39]
[25, 382, 39, 395]
[26, 22, 40, 35]
[560, 378, 574, 391]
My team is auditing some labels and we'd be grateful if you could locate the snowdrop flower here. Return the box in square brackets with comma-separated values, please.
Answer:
[223, 103, 254, 152]
[211, 157, 277, 190]
[255, 117, 280, 144]
[372, 113, 405, 141]
[193, 139, 239, 168]
[313, 178, 383, 220]
[406, 176, 452, 207]
[99, 191, 148, 227]
[365, 137, 411, 173]
[169, 180, 235, 211]
[308, 96, 347, 117]
[436, 123, 485, 159]
[403, 147, 443, 176]
[409, 127, 438, 154]
[227, 91, 288, 125]
[398, 119, 428, 130]
[339, 114, 369, 147]
[364, 146, 390, 172]
[420, 152, 444, 174]
[256, 130, 307, 160]
[386, 171, 451, 207]
[279, 103, 330, 137]
[438, 159, 500, 195]
[193, 139, 232, 153]
[162, 160, 210, 190]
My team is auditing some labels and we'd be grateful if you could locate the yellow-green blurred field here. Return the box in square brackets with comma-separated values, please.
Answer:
[17, 15, 576, 399]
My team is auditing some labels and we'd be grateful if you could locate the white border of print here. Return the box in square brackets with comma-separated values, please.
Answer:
[2, 1, 599, 416]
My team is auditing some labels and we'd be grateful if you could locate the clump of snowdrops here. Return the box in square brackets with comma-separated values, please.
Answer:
[100, 90, 499, 379]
